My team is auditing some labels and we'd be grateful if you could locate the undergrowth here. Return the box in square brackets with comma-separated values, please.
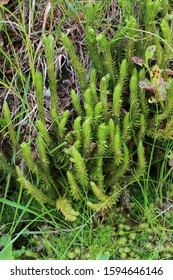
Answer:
[0, 0, 173, 260]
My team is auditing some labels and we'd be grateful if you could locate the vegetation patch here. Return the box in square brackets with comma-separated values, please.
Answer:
[0, 0, 173, 260]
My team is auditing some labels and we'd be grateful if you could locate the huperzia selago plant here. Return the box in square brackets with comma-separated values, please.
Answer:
[3, 37, 173, 222]
[15, 60, 148, 222]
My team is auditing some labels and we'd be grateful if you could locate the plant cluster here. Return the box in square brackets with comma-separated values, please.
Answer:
[1, 2, 173, 221]
[17, 208, 173, 260]
[15, 58, 147, 221]
[0, 0, 173, 260]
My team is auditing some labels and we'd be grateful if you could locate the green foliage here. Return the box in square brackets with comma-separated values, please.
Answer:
[0, 151, 10, 179]
[122, 113, 131, 142]
[135, 141, 146, 180]
[56, 198, 79, 222]
[113, 84, 122, 119]
[160, 18, 173, 68]
[43, 35, 58, 112]
[14, 64, 150, 221]
[34, 72, 45, 123]
[0, 235, 25, 260]
[67, 171, 83, 200]
[12, 42, 173, 221]
[97, 34, 117, 84]
[82, 0, 110, 27]
[132, 45, 171, 107]
[1, 0, 173, 226]
[118, 0, 136, 18]
[3, 102, 17, 149]
[144, 0, 162, 31]
[1, 0, 173, 265]
[22, 206, 173, 260]
[129, 68, 141, 132]
[58, 110, 70, 139]
[69, 145, 89, 188]
[36, 120, 52, 146]
[85, 28, 103, 74]
[82, 118, 92, 154]
[21, 142, 38, 174]
[37, 135, 50, 173]
[61, 33, 87, 90]
[96, 252, 110, 260]
[89, 68, 98, 105]
[125, 16, 138, 64]
[113, 125, 123, 166]
[16, 166, 54, 206]
[71, 89, 83, 116]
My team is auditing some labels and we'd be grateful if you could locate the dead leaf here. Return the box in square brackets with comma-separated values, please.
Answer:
[131, 56, 145, 66]
[0, 0, 10, 5]
[164, 69, 173, 75]
[139, 78, 155, 91]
